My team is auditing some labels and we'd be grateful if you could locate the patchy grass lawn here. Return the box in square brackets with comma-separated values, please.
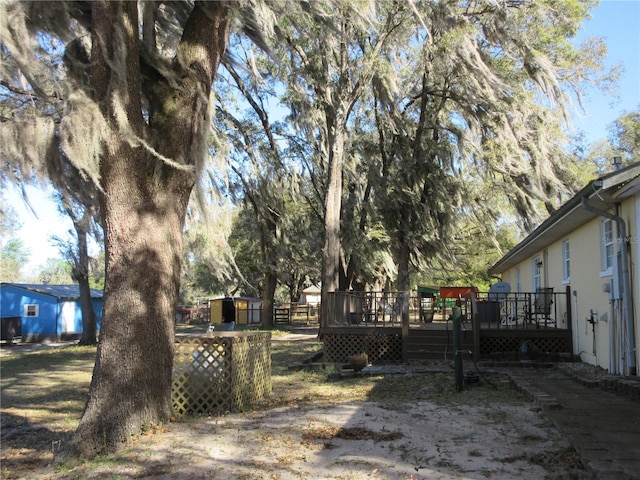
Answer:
[1, 345, 96, 477]
[1, 328, 326, 478]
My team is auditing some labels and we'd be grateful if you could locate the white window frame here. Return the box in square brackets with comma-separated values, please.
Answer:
[532, 256, 542, 291]
[601, 219, 614, 276]
[562, 240, 570, 283]
[515, 267, 521, 293]
[23, 304, 39, 317]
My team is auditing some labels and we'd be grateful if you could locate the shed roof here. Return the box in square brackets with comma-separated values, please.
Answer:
[489, 162, 640, 275]
[303, 284, 321, 294]
[209, 296, 262, 302]
[0, 283, 103, 299]
[417, 286, 439, 295]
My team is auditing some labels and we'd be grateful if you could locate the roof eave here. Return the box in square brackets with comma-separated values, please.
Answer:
[489, 162, 640, 275]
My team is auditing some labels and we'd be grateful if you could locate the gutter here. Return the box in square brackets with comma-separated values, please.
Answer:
[488, 180, 597, 275]
[491, 164, 640, 276]
[581, 190, 637, 376]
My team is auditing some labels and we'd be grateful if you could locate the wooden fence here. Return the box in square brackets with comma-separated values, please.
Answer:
[274, 303, 320, 325]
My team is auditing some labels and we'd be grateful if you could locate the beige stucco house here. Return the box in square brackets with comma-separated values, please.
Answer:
[490, 162, 640, 376]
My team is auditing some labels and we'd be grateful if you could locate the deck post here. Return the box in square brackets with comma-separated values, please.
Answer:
[401, 290, 409, 363]
[565, 285, 573, 334]
[471, 290, 480, 362]
[453, 305, 463, 391]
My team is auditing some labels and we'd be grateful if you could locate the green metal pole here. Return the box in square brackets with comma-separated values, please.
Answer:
[452, 305, 463, 392]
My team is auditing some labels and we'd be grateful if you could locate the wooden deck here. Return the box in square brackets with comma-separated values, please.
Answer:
[321, 288, 573, 363]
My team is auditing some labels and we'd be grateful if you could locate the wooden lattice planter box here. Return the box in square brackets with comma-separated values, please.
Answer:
[172, 332, 271, 416]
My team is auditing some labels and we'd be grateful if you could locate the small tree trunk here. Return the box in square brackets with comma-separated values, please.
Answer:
[397, 239, 410, 292]
[77, 277, 97, 346]
[75, 224, 97, 346]
[262, 269, 277, 328]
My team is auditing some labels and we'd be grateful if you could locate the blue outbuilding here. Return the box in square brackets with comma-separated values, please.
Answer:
[0, 283, 103, 343]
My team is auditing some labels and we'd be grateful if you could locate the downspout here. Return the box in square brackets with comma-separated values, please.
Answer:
[573, 290, 579, 358]
[581, 193, 637, 375]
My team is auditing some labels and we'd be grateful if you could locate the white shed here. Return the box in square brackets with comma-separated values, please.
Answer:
[300, 284, 321, 306]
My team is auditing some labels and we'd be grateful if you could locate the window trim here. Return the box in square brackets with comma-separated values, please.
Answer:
[562, 240, 570, 284]
[601, 219, 614, 276]
[532, 256, 542, 291]
[23, 304, 39, 317]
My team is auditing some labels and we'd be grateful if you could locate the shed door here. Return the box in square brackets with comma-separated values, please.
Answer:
[61, 301, 76, 333]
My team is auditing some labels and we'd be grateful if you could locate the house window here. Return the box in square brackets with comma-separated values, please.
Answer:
[515, 267, 521, 293]
[601, 219, 614, 274]
[562, 240, 570, 283]
[533, 256, 541, 291]
[24, 304, 39, 317]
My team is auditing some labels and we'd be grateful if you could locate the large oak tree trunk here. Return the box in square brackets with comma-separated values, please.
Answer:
[320, 123, 346, 325]
[63, 1, 231, 459]
[71, 144, 190, 457]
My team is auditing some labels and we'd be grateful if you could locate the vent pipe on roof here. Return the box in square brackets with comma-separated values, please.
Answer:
[613, 156, 622, 171]
[581, 193, 636, 375]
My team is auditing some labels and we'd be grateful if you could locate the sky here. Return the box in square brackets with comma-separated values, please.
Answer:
[570, 0, 640, 142]
[3, 0, 640, 276]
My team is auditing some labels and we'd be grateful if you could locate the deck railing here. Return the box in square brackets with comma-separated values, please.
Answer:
[323, 287, 571, 331]
[474, 288, 571, 330]
[323, 290, 416, 328]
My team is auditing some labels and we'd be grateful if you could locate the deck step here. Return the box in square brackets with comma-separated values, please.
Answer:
[405, 329, 474, 361]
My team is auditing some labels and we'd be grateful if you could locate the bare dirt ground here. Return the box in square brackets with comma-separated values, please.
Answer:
[2, 331, 586, 480]
[64, 399, 578, 480]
